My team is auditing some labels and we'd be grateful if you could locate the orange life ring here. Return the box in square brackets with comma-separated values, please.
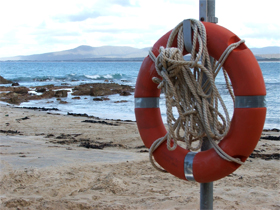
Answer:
[134, 22, 266, 183]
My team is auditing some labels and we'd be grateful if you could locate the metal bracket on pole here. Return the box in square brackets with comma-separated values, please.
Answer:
[183, 19, 193, 53]
[199, 0, 218, 23]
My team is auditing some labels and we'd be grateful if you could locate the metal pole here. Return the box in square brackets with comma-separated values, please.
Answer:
[199, 0, 218, 209]
[200, 138, 213, 210]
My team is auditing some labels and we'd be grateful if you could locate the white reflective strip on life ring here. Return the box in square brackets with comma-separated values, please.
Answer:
[135, 97, 159, 108]
[184, 152, 197, 181]
[235, 95, 266, 108]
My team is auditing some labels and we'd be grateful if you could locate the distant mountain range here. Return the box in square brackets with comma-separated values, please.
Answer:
[0, 45, 279, 61]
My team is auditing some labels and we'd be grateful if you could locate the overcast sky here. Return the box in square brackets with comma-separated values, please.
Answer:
[0, 0, 279, 57]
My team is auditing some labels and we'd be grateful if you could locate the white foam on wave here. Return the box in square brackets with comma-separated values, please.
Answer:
[103, 74, 113, 79]
[85, 75, 100, 79]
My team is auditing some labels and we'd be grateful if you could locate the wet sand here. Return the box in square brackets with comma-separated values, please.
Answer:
[0, 104, 279, 209]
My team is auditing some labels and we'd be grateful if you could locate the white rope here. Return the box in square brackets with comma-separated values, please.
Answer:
[148, 19, 245, 172]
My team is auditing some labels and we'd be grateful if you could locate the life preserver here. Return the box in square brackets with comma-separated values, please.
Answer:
[134, 22, 266, 183]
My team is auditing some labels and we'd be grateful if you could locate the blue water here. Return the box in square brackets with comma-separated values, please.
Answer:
[0, 61, 279, 129]
[0, 62, 139, 87]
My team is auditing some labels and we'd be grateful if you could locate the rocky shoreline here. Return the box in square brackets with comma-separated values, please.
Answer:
[0, 77, 134, 105]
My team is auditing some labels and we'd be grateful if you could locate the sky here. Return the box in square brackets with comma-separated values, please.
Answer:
[0, 0, 279, 58]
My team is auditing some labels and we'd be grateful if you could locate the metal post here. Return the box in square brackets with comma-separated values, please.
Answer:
[199, 0, 218, 23]
[200, 138, 213, 210]
[199, 0, 218, 209]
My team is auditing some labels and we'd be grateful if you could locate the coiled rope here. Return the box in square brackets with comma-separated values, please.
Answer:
[148, 19, 245, 172]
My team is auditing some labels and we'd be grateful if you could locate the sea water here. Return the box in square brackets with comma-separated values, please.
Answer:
[0, 61, 279, 129]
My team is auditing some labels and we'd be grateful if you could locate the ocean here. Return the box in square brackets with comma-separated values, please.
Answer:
[0, 61, 279, 129]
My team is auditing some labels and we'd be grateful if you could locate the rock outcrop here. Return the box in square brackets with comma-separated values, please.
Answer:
[72, 83, 134, 96]
[0, 76, 13, 84]
[0, 83, 134, 105]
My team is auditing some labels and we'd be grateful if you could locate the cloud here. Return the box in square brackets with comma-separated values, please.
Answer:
[58, 11, 102, 22]
[107, 0, 134, 7]
[53, 0, 138, 23]
[242, 23, 280, 40]
[0, 0, 279, 57]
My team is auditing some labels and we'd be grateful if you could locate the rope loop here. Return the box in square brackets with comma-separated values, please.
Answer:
[148, 20, 245, 172]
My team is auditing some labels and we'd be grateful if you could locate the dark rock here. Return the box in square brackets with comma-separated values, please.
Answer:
[72, 83, 134, 96]
[12, 82, 20, 86]
[9, 93, 20, 104]
[0, 86, 13, 91]
[93, 97, 110, 101]
[13, 87, 29, 94]
[56, 134, 75, 140]
[139, 150, 149, 153]
[79, 140, 126, 149]
[121, 80, 130, 82]
[55, 90, 68, 97]
[134, 145, 146, 149]
[93, 97, 103, 101]
[0, 130, 20, 134]
[120, 91, 131, 96]
[33, 90, 55, 100]
[16, 107, 59, 111]
[80, 141, 105, 149]
[263, 128, 280, 132]
[102, 97, 110, 101]
[0, 86, 56, 104]
[114, 100, 128, 103]
[0, 76, 13, 84]
[261, 136, 280, 141]
[124, 120, 134, 122]
[46, 134, 78, 144]
[59, 101, 68, 104]
[72, 96, 81, 100]
[33, 84, 54, 90]
[0, 82, 133, 105]
[0, 87, 30, 104]
[16, 116, 30, 121]
[45, 134, 55, 138]
[90, 87, 106, 96]
[0, 92, 26, 104]
[82, 120, 119, 126]
[36, 88, 47, 93]
[249, 153, 280, 160]
[67, 112, 89, 117]
[72, 85, 91, 96]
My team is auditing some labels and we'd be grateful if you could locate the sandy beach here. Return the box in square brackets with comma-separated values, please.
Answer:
[0, 104, 279, 210]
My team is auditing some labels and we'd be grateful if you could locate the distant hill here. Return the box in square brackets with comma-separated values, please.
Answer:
[250, 46, 280, 55]
[0, 45, 150, 61]
[0, 45, 279, 61]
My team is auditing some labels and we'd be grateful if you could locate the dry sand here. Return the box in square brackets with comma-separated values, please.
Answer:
[0, 104, 279, 209]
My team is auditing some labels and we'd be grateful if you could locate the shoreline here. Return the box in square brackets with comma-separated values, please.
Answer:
[0, 104, 279, 209]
